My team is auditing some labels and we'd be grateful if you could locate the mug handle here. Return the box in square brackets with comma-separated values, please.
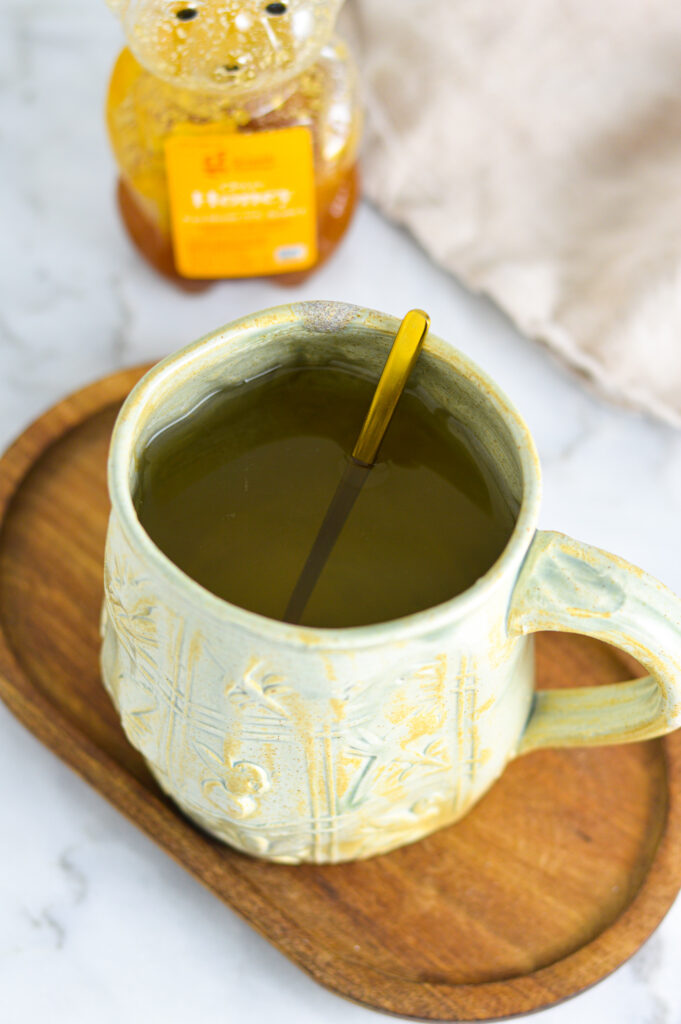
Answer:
[508, 530, 681, 754]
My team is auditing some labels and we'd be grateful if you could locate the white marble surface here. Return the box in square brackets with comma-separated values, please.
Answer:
[3, 2, 681, 1022]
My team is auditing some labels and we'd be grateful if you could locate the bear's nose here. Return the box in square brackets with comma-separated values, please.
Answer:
[222, 62, 241, 72]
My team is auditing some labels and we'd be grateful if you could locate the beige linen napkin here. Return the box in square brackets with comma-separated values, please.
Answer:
[343, 0, 681, 424]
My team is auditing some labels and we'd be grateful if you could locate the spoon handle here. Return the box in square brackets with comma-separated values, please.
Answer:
[284, 309, 431, 624]
[352, 309, 430, 466]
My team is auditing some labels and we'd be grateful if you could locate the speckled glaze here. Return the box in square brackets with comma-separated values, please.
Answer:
[101, 301, 681, 863]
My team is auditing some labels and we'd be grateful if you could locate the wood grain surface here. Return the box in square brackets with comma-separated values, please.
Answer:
[0, 366, 679, 1022]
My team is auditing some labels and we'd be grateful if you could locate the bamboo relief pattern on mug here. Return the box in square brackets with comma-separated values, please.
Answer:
[193, 657, 286, 822]
[101, 516, 497, 861]
[101, 549, 163, 761]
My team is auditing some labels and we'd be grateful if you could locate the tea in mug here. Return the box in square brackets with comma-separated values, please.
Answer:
[134, 364, 517, 628]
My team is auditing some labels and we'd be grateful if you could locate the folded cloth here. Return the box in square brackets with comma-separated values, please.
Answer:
[343, 0, 681, 425]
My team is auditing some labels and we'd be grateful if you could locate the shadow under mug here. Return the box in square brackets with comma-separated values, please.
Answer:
[101, 301, 681, 864]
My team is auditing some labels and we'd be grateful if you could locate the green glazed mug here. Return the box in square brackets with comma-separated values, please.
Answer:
[101, 301, 681, 863]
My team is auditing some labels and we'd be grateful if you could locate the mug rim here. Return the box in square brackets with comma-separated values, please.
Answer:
[108, 301, 541, 649]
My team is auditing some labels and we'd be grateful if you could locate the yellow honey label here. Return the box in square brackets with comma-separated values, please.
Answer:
[165, 127, 317, 278]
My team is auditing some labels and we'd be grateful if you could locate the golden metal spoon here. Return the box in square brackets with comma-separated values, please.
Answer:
[283, 309, 431, 624]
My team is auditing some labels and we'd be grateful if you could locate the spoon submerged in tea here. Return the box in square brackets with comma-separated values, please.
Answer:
[283, 309, 431, 624]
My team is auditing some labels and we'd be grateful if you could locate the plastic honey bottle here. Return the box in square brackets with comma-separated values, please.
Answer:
[105, 1, 361, 287]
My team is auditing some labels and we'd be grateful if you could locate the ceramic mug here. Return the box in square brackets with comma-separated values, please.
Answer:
[101, 301, 681, 864]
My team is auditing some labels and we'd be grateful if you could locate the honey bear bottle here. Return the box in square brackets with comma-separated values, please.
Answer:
[105, 1, 361, 287]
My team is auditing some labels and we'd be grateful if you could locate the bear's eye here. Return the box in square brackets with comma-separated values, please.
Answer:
[176, 7, 198, 20]
[265, 2, 287, 14]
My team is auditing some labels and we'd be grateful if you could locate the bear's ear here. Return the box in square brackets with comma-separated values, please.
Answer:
[106, 0, 130, 16]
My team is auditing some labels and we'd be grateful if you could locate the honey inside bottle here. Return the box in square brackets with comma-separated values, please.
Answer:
[105, 1, 361, 287]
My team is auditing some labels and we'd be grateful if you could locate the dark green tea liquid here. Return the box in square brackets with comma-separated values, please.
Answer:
[135, 364, 516, 628]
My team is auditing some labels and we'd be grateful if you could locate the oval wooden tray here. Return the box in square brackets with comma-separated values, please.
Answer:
[0, 366, 680, 1022]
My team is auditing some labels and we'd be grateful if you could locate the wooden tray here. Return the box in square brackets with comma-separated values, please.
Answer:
[0, 366, 680, 1022]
